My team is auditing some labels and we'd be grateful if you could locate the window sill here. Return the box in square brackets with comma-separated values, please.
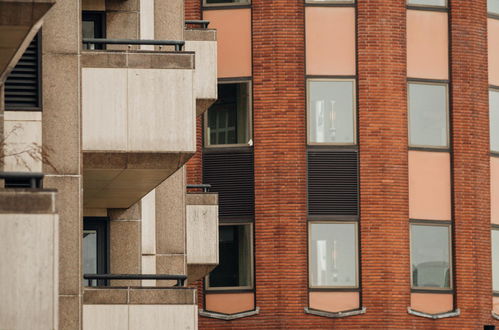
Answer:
[199, 307, 259, 320]
[407, 307, 460, 319]
[304, 307, 366, 318]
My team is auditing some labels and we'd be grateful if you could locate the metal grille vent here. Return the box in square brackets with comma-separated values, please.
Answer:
[5, 33, 40, 110]
[308, 150, 358, 216]
[203, 150, 254, 219]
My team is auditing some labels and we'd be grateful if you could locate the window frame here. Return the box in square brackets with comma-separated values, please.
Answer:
[492, 226, 499, 294]
[204, 79, 253, 148]
[409, 221, 453, 291]
[205, 222, 254, 291]
[490, 87, 499, 153]
[83, 217, 108, 287]
[308, 220, 359, 290]
[202, 0, 251, 7]
[407, 81, 449, 149]
[306, 78, 357, 146]
[82, 11, 106, 50]
[406, 0, 447, 9]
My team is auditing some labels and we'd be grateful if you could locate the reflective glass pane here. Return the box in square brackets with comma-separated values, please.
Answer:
[83, 230, 97, 287]
[409, 83, 448, 147]
[309, 80, 355, 144]
[490, 90, 499, 152]
[207, 83, 250, 146]
[310, 223, 357, 287]
[489, 0, 499, 15]
[408, 0, 446, 6]
[209, 224, 252, 288]
[411, 224, 451, 289]
[493, 230, 499, 291]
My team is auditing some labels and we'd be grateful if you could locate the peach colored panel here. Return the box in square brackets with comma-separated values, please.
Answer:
[491, 158, 499, 224]
[203, 9, 251, 78]
[411, 293, 453, 314]
[305, 7, 356, 76]
[205, 292, 254, 315]
[309, 292, 359, 313]
[493, 296, 499, 314]
[489, 19, 499, 86]
[407, 10, 448, 80]
[409, 151, 451, 220]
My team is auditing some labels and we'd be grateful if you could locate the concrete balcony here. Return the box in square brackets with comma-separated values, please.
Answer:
[184, 28, 217, 115]
[0, 188, 58, 329]
[186, 191, 219, 283]
[83, 287, 198, 330]
[81, 49, 196, 209]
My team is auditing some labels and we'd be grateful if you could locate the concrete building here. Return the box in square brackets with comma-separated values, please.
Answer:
[184, 0, 499, 328]
[0, 0, 218, 329]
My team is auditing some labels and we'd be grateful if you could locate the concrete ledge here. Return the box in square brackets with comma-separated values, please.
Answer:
[196, 98, 216, 116]
[0, 189, 56, 213]
[184, 29, 217, 42]
[407, 307, 460, 319]
[186, 192, 218, 205]
[199, 307, 259, 320]
[81, 51, 195, 70]
[491, 311, 499, 320]
[84, 287, 196, 305]
[304, 307, 366, 319]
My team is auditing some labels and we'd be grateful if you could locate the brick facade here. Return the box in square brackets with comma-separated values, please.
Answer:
[188, 0, 499, 328]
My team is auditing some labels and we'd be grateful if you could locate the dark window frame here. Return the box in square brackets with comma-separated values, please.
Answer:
[5, 31, 42, 111]
[83, 217, 108, 286]
[82, 11, 106, 50]
[202, 0, 251, 8]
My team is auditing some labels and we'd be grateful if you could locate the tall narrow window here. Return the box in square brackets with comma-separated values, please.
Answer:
[490, 89, 499, 152]
[411, 223, 452, 290]
[206, 81, 252, 147]
[83, 218, 108, 286]
[5, 32, 41, 110]
[309, 222, 358, 288]
[307, 79, 356, 145]
[407, 0, 446, 7]
[207, 223, 253, 289]
[493, 229, 499, 292]
[408, 82, 448, 148]
[489, 0, 499, 16]
[82, 11, 105, 50]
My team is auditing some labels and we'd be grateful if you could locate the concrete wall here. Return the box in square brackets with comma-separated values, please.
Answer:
[83, 304, 198, 330]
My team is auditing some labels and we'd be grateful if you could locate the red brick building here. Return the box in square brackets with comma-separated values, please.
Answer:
[186, 0, 499, 328]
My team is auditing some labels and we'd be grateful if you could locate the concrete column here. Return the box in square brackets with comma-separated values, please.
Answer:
[155, 166, 187, 286]
[154, 0, 184, 41]
[0, 83, 4, 170]
[108, 202, 142, 287]
[41, 0, 82, 327]
[105, 0, 140, 50]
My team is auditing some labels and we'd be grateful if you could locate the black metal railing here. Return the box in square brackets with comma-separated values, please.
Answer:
[83, 274, 187, 287]
[82, 38, 186, 51]
[185, 20, 210, 29]
[186, 184, 211, 193]
[0, 172, 43, 188]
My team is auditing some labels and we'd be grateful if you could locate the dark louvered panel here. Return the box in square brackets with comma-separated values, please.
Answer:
[308, 150, 358, 216]
[5, 33, 40, 109]
[203, 150, 254, 219]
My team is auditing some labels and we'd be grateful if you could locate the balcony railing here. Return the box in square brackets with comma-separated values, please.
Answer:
[83, 274, 187, 287]
[186, 183, 211, 192]
[0, 172, 43, 188]
[185, 20, 210, 29]
[82, 38, 186, 51]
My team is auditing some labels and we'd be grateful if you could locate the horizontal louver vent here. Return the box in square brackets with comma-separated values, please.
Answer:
[203, 150, 254, 219]
[5, 33, 40, 109]
[308, 150, 358, 216]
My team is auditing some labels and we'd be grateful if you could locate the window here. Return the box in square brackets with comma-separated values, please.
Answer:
[309, 222, 358, 288]
[411, 223, 452, 290]
[408, 82, 448, 148]
[407, 0, 447, 7]
[82, 11, 105, 50]
[5, 32, 41, 110]
[491, 89, 499, 152]
[307, 79, 356, 145]
[207, 223, 253, 289]
[203, 0, 250, 6]
[205, 81, 252, 147]
[83, 218, 108, 286]
[493, 229, 499, 292]
[489, 0, 499, 15]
